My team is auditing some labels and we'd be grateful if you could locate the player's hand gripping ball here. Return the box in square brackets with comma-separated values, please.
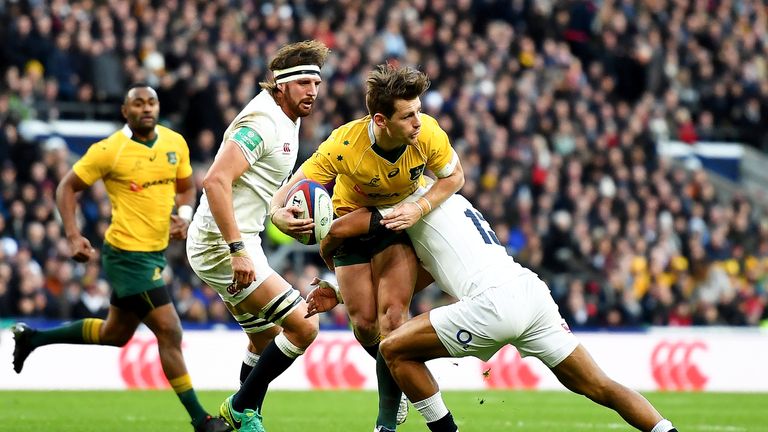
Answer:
[285, 179, 333, 245]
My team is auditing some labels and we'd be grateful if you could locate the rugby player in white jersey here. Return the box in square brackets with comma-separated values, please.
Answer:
[306, 191, 679, 432]
[186, 40, 329, 432]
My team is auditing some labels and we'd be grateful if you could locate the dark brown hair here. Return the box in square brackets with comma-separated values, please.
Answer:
[260, 40, 330, 95]
[365, 64, 430, 118]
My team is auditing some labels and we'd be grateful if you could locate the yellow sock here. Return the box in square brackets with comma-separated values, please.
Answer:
[81, 318, 104, 344]
[169, 374, 194, 394]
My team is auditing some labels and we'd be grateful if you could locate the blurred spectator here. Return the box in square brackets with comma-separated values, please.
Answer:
[1, 0, 767, 330]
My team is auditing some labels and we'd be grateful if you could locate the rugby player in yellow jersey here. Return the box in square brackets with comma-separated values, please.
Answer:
[271, 65, 464, 432]
[11, 84, 231, 432]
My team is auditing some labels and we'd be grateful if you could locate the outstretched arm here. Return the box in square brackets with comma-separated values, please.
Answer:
[318, 207, 376, 270]
[56, 170, 94, 262]
[304, 277, 344, 317]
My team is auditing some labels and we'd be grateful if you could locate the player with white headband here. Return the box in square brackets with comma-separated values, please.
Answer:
[273, 64, 321, 84]
[186, 40, 329, 432]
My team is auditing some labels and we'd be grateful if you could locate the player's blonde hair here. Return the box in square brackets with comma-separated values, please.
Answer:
[366, 64, 430, 118]
[260, 40, 330, 95]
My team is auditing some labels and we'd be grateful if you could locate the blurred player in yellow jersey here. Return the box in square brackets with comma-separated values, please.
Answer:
[271, 65, 464, 432]
[11, 84, 231, 432]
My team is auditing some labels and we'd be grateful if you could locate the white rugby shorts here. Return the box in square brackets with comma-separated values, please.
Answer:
[186, 235, 275, 306]
[429, 273, 578, 367]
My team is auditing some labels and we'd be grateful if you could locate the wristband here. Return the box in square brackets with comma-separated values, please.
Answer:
[412, 200, 425, 217]
[178, 205, 193, 222]
[420, 197, 433, 213]
[228, 240, 246, 255]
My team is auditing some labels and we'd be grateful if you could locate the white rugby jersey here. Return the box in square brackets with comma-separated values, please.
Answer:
[191, 90, 300, 241]
[382, 192, 534, 298]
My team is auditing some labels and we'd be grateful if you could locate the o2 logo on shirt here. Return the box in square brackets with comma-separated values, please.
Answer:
[456, 329, 473, 350]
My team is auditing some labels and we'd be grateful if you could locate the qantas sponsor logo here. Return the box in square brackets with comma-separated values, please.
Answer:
[650, 340, 708, 391]
[129, 177, 176, 191]
[482, 346, 540, 389]
[304, 338, 366, 389]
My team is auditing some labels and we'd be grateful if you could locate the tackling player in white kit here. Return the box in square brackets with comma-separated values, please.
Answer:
[307, 191, 679, 432]
[186, 40, 329, 432]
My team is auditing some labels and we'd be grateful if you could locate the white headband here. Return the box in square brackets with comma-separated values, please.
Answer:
[273, 64, 321, 84]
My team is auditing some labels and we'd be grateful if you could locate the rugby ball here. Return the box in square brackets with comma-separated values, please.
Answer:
[284, 179, 333, 245]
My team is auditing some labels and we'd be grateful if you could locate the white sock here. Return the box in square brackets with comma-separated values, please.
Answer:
[275, 332, 305, 359]
[412, 391, 449, 423]
[243, 349, 260, 367]
[651, 419, 675, 432]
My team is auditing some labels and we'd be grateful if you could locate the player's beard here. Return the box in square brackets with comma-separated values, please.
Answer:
[296, 98, 314, 117]
[130, 117, 157, 137]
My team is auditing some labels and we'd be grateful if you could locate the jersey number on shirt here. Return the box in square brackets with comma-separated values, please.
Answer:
[464, 209, 501, 245]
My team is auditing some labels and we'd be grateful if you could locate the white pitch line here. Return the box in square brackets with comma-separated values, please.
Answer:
[505, 421, 748, 431]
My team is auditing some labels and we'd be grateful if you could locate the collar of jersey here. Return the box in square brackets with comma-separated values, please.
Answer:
[367, 119, 407, 163]
[121, 124, 159, 148]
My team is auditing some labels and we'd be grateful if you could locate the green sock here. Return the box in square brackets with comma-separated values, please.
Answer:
[29, 318, 103, 348]
[177, 388, 208, 425]
[375, 350, 401, 429]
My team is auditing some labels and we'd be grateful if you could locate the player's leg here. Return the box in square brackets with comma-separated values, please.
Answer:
[11, 291, 141, 374]
[188, 237, 279, 431]
[370, 241, 419, 430]
[239, 327, 281, 385]
[335, 262, 379, 353]
[380, 313, 458, 432]
[140, 287, 230, 432]
[222, 272, 318, 431]
[373, 242, 418, 336]
[551, 346, 677, 432]
[512, 276, 677, 432]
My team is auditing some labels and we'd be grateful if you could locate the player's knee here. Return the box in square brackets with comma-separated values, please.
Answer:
[350, 316, 379, 343]
[102, 330, 133, 347]
[379, 333, 404, 366]
[287, 315, 318, 349]
[298, 316, 320, 349]
[152, 322, 183, 346]
[378, 304, 407, 335]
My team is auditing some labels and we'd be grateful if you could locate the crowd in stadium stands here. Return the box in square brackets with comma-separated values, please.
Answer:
[1, 0, 767, 329]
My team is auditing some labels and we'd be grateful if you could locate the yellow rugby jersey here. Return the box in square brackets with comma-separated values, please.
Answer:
[73, 125, 192, 251]
[301, 114, 457, 215]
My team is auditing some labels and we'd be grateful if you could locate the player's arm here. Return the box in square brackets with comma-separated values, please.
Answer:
[318, 207, 378, 270]
[382, 159, 464, 231]
[203, 140, 250, 243]
[269, 168, 314, 239]
[202, 139, 257, 286]
[56, 170, 95, 263]
[169, 175, 196, 240]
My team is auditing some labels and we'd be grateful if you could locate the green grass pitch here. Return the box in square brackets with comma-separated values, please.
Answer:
[1, 390, 765, 431]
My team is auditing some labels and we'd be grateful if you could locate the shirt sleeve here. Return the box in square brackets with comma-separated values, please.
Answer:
[420, 114, 458, 178]
[176, 136, 193, 179]
[300, 129, 345, 184]
[72, 140, 115, 185]
[228, 118, 276, 165]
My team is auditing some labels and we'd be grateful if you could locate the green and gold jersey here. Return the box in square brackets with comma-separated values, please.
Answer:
[73, 124, 192, 251]
[301, 114, 457, 215]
